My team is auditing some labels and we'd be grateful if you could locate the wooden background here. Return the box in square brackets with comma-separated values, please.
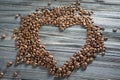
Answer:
[0, 0, 120, 80]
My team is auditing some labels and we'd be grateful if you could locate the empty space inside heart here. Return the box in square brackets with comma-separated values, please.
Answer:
[39, 25, 87, 67]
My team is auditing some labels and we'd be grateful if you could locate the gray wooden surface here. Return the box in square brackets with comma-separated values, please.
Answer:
[0, 0, 120, 80]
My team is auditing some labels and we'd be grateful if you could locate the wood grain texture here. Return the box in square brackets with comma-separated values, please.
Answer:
[0, 0, 120, 80]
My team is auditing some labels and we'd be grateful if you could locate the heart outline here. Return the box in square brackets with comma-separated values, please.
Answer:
[15, 4, 106, 78]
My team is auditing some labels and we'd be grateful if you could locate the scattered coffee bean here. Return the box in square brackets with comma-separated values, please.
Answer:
[13, 71, 18, 77]
[0, 72, 4, 78]
[112, 28, 117, 32]
[48, 2, 51, 6]
[11, 33, 16, 39]
[7, 61, 13, 67]
[15, 14, 21, 19]
[35, 8, 39, 12]
[76, 0, 80, 6]
[101, 52, 105, 56]
[104, 37, 109, 41]
[13, 28, 18, 34]
[1, 34, 6, 39]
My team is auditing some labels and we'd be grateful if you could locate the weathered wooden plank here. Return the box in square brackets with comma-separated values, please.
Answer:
[0, 0, 120, 80]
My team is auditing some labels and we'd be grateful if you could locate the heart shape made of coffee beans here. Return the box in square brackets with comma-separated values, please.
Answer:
[14, 4, 106, 78]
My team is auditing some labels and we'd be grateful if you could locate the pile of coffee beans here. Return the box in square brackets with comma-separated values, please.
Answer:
[14, 3, 106, 78]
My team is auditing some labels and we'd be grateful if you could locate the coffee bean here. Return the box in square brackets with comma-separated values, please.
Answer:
[112, 28, 117, 32]
[1, 34, 6, 39]
[104, 37, 109, 41]
[48, 2, 51, 6]
[15, 14, 21, 19]
[101, 52, 105, 56]
[13, 71, 18, 77]
[7, 61, 13, 67]
[0, 72, 4, 78]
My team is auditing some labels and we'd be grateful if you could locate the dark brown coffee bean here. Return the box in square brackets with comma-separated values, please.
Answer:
[15, 14, 21, 19]
[48, 2, 51, 6]
[82, 62, 88, 69]
[7, 61, 13, 67]
[104, 37, 109, 41]
[101, 52, 105, 56]
[112, 28, 117, 32]
[66, 71, 71, 76]
[1, 34, 6, 39]
[0, 72, 4, 78]
[13, 71, 18, 77]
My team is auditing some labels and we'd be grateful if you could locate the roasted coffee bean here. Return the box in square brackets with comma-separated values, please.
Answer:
[15, 14, 21, 19]
[1, 34, 6, 39]
[13, 71, 18, 77]
[0, 72, 4, 78]
[75, 62, 80, 68]
[104, 37, 109, 41]
[112, 28, 117, 32]
[13, 28, 18, 34]
[48, 2, 51, 6]
[66, 71, 71, 76]
[7, 61, 13, 67]
[82, 62, 88, 70]
[101, 52, 105, 56]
